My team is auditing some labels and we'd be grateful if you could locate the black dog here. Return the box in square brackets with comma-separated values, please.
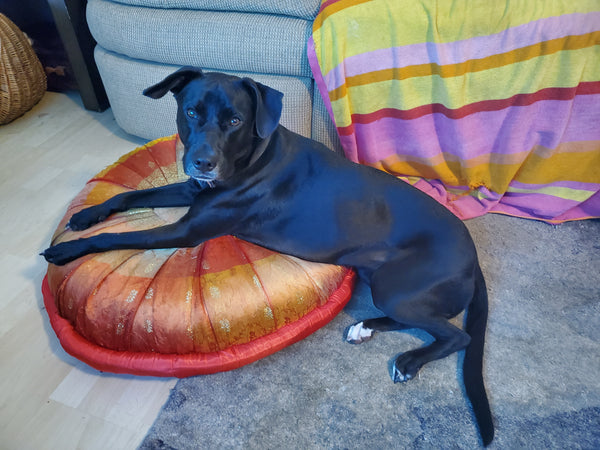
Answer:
[42, 67, 493, 445]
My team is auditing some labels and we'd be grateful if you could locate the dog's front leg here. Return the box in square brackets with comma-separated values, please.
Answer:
[42, 211, 214, 266]
[68, 180, 200, 231]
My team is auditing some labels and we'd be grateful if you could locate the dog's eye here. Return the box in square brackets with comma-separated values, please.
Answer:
[229, 117, 241, 127]
[186, 108, 198, 119]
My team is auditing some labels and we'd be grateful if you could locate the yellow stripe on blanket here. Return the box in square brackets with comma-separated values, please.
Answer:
[506, 185, 594, 202]
[370, 142, 600, 193]
[313, 0, 600, 74]
[329, 47, 598, 126]
[515, 151, 600, 186]
[329, 32, 599, 102]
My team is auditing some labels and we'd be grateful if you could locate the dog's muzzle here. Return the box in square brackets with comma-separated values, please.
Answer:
[183, 151, 219, 184]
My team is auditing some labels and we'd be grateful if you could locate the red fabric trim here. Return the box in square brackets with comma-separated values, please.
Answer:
[42, 271, 355, 377]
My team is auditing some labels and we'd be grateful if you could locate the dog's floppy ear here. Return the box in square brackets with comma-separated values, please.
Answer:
[143, 66, 204, 99]
[242, 78, 283, 139]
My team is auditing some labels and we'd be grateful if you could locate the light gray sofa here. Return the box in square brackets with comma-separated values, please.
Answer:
[86, 0, 341, 152]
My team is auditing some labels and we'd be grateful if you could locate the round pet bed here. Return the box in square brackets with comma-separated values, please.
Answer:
[42, 135, 355, 377]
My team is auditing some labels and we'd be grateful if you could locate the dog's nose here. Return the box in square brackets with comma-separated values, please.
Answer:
[193, 158, 216, 173]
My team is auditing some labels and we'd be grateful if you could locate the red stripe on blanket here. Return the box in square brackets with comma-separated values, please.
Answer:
[337, 81, 600, 135]
[319, 0, 342, 12]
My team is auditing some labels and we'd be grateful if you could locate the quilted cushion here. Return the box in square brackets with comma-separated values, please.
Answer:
[87, 0, 314, 77]
[43, 135, 355, 377]
[109, 0, 321, 19]
[93, 48, 314, 141]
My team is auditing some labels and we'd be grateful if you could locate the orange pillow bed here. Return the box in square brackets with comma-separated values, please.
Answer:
[42, 135, 355, 377]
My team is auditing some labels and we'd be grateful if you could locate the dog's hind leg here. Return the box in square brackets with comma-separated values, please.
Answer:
[345, 317, 408, 344]
[390, 317, 471, 382]
[368, 256, 475, 383]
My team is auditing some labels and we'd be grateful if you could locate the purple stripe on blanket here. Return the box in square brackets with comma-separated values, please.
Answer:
[324, 12, 600, 89]
[409, 177, 597, 221]
[570, 190, 600, 219]
[340, 93, 600, 164]
[493, 191, 592, 219]
[509, 180, 600, 193]
[408, 178, 503, 219]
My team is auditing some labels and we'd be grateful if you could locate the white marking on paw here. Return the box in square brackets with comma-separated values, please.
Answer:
[393, 366, 406, 382]
[393, 366, 412, 383]
[346, 322, 373, 343]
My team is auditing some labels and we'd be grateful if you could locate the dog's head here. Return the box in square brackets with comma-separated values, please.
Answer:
[144, 67, 283, 185]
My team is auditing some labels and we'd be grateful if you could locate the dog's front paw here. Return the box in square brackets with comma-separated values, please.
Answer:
[392, 352, 423, 383]
[41, 241, 86, 266]
[344, 321, 374, 344]
[68, 206, 108, 231]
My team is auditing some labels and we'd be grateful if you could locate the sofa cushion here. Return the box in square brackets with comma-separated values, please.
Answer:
[94, 47, 314, 141]
[87, 0, 313, 77]
[109, 0, 321, 20]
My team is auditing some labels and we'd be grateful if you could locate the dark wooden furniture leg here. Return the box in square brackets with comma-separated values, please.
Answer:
[47, 0, 109, 111]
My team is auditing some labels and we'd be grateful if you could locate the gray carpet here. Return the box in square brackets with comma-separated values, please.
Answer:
[140, 214, 600, 449]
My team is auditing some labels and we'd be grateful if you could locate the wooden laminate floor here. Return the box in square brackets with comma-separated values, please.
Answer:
[0, 92, 177, 450]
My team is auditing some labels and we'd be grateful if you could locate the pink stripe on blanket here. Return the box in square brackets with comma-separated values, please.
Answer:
[339, 93, 600, 164]
[324, 12, 600, 89]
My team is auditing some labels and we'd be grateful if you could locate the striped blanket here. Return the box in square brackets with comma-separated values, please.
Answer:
[308, 0, 600, 223]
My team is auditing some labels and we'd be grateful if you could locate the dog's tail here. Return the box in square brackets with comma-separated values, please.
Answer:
[463, 263, 494, 446]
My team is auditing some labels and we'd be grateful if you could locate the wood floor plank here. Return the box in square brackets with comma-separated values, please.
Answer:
[0, 92, 175, 450]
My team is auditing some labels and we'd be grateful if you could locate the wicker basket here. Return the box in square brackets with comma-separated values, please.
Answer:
[0, 13, 47, 125]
